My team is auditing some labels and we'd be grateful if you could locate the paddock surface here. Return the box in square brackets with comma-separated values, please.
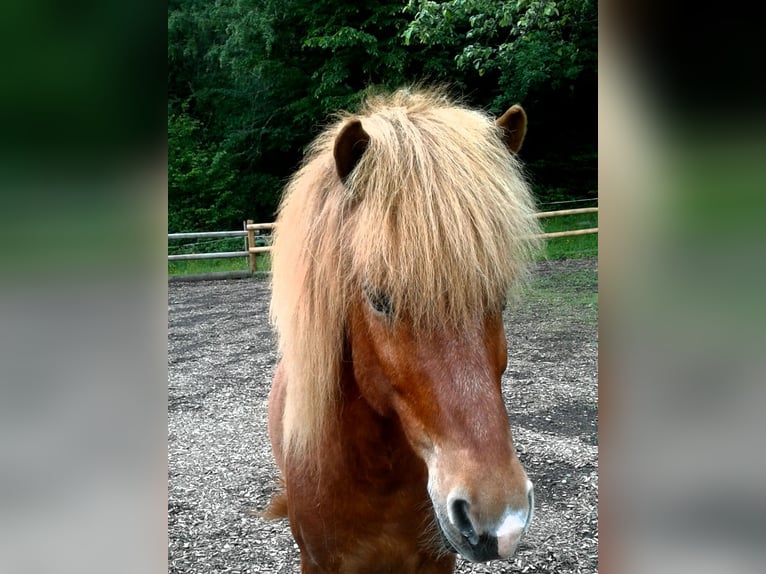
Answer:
[168, 257, 598, 573]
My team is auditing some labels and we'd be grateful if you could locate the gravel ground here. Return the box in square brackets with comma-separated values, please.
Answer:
[168, 257, 598, 573]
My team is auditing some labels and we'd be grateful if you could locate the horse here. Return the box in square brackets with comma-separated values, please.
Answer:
[264, 88, 542, 573]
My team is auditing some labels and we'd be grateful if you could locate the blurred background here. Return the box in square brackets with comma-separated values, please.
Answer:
[600, 1, 766, 573]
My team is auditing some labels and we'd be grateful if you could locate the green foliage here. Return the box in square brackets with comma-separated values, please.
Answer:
[168, 111, 236, 232]
[168, 0, 597, 231]
[403, 0, 596, 106]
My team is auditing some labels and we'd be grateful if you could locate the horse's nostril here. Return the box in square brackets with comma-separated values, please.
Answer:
[450, 498, 479, 545]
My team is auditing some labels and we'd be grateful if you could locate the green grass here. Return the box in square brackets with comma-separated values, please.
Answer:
[526, 268, 599, 307]
[538, 212, 598, 260]
[513, 266, 598, 329]
[168, 253, 271, 276]
[168, 235, 271, 276]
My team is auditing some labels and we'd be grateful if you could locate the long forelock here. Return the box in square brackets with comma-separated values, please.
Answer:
[343, 94, 541, 328]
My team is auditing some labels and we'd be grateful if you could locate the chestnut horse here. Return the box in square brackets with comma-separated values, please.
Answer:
[265, 88, 541, 573]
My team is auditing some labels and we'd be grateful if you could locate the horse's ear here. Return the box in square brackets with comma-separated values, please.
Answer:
[496, 104, 527, 154]
[334, 119, 370, 181]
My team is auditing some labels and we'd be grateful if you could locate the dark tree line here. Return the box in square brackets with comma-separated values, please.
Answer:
[168, 0, 596, 232]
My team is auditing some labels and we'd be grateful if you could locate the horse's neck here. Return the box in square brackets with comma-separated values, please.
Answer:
[335, 360, 428, 489]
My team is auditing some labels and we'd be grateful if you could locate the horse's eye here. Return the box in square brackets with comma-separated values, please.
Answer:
[364, 288, 393, 316]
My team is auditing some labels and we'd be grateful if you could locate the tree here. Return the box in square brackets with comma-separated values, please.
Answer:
[403, 0, 597, 202]
[168, 0, 597, 227]
[403, 0, 596, 106]
[168, 111, 236, 232]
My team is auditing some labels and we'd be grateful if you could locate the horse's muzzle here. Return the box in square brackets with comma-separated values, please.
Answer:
[438, 479, 534, 563]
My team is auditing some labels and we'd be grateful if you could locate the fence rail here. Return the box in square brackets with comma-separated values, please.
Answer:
[537, 227, 599, 240]
[533, 206, 598, 219]
[168, 230, 248, 240]
[169, 208, 597, 273]
[168, 251, 250, 261]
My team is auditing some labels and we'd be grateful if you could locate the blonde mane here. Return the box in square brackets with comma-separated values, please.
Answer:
[270, 88, 542, 459]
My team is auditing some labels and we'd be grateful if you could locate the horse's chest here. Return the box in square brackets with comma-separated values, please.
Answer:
[339, 532, 425, 573]
[293, 482, 449, 573]
[335, 516, 454, 574]
[288, 399, 447, 571]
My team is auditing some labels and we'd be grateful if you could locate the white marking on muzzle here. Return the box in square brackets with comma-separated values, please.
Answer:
[495, 479, 534, 557]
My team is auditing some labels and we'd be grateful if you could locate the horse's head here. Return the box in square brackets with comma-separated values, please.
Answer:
[261, 93, 538, 562]
[347, 287, 533, 562]
[332, 99, 534, 563]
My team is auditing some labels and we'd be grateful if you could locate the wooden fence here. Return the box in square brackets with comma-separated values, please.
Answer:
[533, 206, 598, 239]
[168, 220, 275, 273]
[169, 207, 598, 274]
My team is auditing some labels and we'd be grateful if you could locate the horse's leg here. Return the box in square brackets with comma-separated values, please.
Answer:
[262, 360, 288, 519]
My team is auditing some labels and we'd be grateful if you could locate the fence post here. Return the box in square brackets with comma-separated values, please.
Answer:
[246, 220, 256, 273]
